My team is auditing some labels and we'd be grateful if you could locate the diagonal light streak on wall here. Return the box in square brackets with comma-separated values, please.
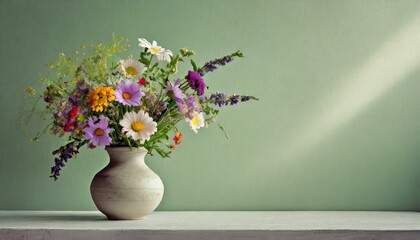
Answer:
[280, 16, 420, 161]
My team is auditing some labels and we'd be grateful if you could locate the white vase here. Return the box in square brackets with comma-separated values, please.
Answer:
[90, 147, 164, 220]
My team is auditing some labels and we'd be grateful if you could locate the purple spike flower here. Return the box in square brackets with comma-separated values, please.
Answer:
[209, 92, 256, 107]
[197, 51, 243, 76]
[50, 141, 85, 180]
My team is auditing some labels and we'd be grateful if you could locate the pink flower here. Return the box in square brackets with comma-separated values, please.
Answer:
[138, 77, 147, 86]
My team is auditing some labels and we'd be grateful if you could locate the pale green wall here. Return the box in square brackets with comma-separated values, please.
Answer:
[0, 0, 419, 211]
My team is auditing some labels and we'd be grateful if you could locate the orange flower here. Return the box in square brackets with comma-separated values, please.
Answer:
[173, 132, 182, 145]
[88, 86, 115, 112]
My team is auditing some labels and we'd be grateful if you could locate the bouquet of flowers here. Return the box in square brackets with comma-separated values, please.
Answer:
[27, 36, 257, 180]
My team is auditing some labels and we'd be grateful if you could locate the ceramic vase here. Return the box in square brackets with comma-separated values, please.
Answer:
[90, 147, 164, 220]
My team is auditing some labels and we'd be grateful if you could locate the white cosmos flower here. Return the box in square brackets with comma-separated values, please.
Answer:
[186, 112, 205, 133]
[120, 59, 146, 77]
[120, 110, 157, 143]
[138, 38, 173, 62]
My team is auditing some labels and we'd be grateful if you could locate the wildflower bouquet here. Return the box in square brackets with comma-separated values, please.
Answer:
[29, 36, 257, 180]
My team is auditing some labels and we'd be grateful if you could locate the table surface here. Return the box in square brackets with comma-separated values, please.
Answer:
[1, 211, 419, 230]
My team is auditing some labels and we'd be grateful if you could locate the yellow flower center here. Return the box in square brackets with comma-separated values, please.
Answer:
[131, 121, 144, 132]
[125, 66, 138, 76]
[191, 116, 199, 126]
[94, 128, 105, 136]
[150, 47, 159, 53]
[122, 92, 132, 100]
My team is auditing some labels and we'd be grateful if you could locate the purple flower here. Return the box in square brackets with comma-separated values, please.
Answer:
[209, 92, 256, 107]
[153, 102, 168, 117]
[115, 81, 145, 106]
[209, 92, 228, 107]
[186, 95, 201, 112]
[84, 116, 112, 146]
[69, 80, 92, 106]
[50, 141, 85, 180]
[230, 95, 239, 105]
[197, 51, 243, 76]
[198, 57, 232, 76]
[187, 71, 206, 96]
[176, 100, 188, 114]
[175, 95, 202, 117]
[149, 101, 168, 118]
[166, 79, 186, 103]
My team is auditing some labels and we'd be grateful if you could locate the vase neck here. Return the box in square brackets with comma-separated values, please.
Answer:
[105, 147, 148, 163]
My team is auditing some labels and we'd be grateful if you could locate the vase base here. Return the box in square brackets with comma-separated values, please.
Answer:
[107, 216, 146, 221]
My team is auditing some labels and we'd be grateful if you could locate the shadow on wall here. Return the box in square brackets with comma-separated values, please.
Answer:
[276, 14, 420, 162]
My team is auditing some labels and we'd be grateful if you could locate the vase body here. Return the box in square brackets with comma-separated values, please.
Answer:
[90, 147, 164, 220]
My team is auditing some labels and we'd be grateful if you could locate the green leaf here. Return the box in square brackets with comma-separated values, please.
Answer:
[190, 59, 198, 72]
[218, 123, 230, 139]
[155, 147, 171, 158]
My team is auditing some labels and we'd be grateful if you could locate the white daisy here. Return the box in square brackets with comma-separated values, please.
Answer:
[186, 112, 205, 133]
[120, 110, 157, 143]
[156, 49, 173, 62]
[120, 59, 146, 77]
[138, 38, 152, 48]
[138, 38, 173, 62]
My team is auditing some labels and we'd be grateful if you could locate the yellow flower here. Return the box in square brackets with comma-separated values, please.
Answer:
[88, 86, 115, 112]
[25, 87, 36, 96]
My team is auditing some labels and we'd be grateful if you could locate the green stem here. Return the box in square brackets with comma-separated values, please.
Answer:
[23, 95, 42, 126]
[144, 55, 154, 77]
[31, 122, 53, 142]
